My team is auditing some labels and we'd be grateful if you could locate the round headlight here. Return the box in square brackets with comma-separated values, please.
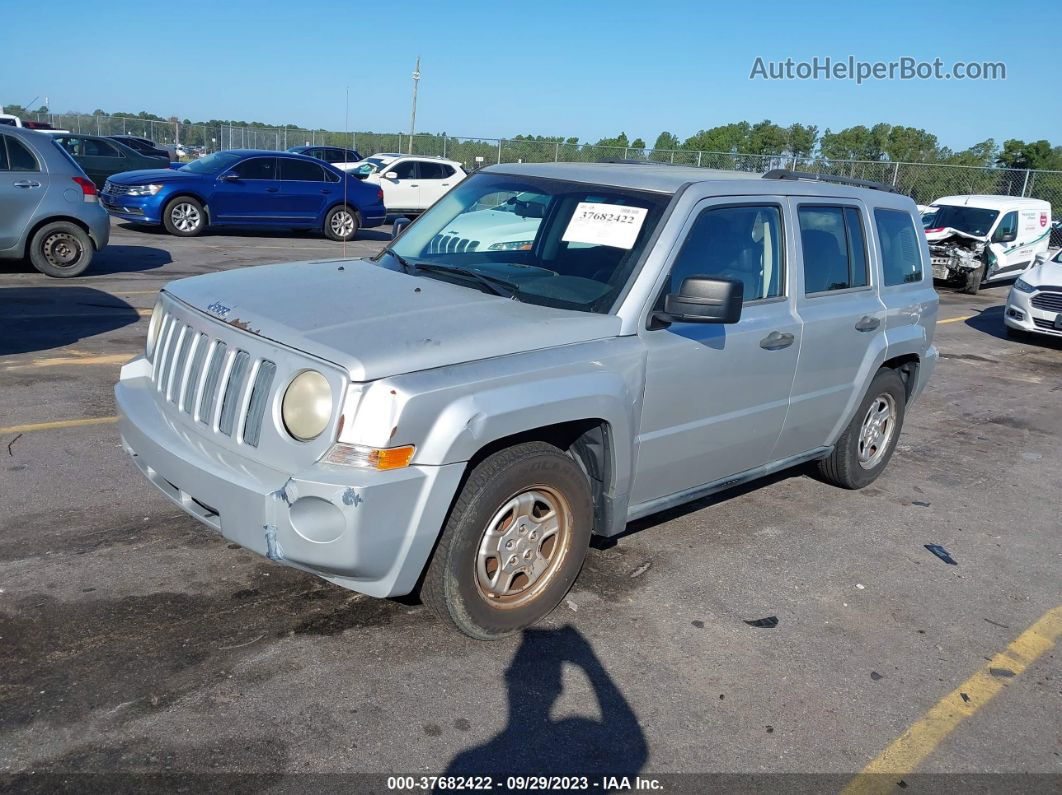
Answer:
[146, 299, 163, 358]
[282, 370, 333, 441]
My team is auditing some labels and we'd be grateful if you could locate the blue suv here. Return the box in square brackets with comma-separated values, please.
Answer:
[100, 150, 386, 240]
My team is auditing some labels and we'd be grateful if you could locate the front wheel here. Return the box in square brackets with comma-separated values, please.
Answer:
[421, 442, 593, 640]
[163, 196, 206, 237]
[28, 221, 94, 278]
[324, 205, 359, 241]
[961, 262, 986, 294]
[818, 368, 907, 489]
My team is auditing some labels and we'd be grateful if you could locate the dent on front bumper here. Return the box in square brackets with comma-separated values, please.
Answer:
[115, 357, 464, 597]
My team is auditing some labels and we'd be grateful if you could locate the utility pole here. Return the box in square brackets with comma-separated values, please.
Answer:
[409, 56, 421, 155]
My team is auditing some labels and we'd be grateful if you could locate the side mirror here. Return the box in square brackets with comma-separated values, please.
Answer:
[392, 217, 412, 239]
[654, 276, 743, 325]
[384, 171, 399, 180]
[997, 230, 1017, 243]
[221, 173, 239, 183]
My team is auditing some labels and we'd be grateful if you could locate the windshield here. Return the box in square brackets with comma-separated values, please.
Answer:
[180, 151, 242, 174]
[927, 205, 999, 237]
[383, 172, 670, 313]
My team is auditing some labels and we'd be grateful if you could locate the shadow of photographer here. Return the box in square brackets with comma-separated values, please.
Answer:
[444, 625, 647, 787]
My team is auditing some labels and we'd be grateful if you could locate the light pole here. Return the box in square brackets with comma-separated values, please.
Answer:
[409, 56, 421, 154]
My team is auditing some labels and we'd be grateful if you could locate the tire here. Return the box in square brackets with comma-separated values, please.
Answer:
[421, 441, 593, 640]
[818, 368, 907, 490]
[961, 262, 986, 294]
[28, 221, 94, 278]
[324, 205, 359, 241]
[162, 196, 206, 237]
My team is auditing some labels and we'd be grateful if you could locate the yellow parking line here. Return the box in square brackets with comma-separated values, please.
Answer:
[842, 605, 1062, 794]
[7, 308, 151, 320]
[0, 416, 119, 435]
[937, 315, 975, 325]
[1, 353, 134, 370]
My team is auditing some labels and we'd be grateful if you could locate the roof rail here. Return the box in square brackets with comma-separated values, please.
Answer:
[597, 157, 683, 166]
[762, 168, 900, 194]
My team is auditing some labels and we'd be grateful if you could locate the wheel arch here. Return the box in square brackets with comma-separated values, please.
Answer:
[21, 215, 94, 259]
[163, 192, 211, 223]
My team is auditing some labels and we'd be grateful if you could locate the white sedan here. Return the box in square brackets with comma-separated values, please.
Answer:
[1004, 248, 1062, 340]
[353, 154, 466, 214]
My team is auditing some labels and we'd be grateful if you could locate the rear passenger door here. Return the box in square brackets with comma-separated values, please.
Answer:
[0, 134, 46, 250]
[416, 161, 457, 208]
[633, 198, 801, 506]
[773, 201, 887, 458]
[276, 158, 336, 222]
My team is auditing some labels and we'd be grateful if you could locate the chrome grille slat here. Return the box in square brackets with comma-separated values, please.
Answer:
[155, 318, 180, 392]
[218, 350, 251, 436]
[181, 333, 208, 414]
[1030, 291, 1062, 312]
[167, 326, 193, 403]
[242, 360, 276, 448]
[198, 341, 228, 426]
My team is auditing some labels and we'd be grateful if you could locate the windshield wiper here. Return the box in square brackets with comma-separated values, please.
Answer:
[411, 263, 521, 300]
[382, 248, 415, 273]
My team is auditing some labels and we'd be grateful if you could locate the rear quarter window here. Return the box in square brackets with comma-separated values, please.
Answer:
[874, 209, 924, 286]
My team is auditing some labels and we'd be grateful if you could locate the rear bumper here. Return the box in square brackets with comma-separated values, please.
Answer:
[86, 204, 111, 250]
[115, 357, 464, 597]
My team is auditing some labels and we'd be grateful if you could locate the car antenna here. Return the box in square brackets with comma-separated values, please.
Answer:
[342, 84, 350, 261]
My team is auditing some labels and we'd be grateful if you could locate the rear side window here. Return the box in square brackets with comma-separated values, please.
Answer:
[232, 157, 277, 180]
[798, 206, 869, 293]
[417, 162, 445, 179]
[4, 136, 40, 171]
[669, 205, 784, 302]
[875, 209, 924, 286]
[85, 138, 121, 157]
[279, 159, 326, 181]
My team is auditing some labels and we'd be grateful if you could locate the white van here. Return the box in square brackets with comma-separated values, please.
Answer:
[924, 195, 1052, 294]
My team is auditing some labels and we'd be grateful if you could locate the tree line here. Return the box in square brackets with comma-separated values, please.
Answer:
[6, 103, 1060, 170]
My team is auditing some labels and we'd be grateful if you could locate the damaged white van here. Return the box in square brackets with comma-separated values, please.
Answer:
[924, 195, 1052, 294]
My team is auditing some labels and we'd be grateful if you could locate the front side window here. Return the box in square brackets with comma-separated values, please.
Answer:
[279, 158, 325, 181]
[668, 205, 783, 302]
[231, 157, 277, 180]
[389, 160, 417, 179]
[875, 209, 924, 286]
[384, 172, 669, 313]
[798, 205, 869, 293]
[992, 211, 1018, 242]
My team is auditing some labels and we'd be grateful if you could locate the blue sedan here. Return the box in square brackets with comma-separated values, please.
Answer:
[100, 150, 386, 240]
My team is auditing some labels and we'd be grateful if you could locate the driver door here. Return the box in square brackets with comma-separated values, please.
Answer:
[211, 156, 280, 222]
[632, 198, 801, 507]
[381, 159, 420, 211]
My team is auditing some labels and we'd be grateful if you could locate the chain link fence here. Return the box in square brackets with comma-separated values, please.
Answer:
[27, 112, 1062, 216]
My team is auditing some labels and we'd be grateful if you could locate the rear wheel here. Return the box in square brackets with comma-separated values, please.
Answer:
[818, 368, 907, 490]
[28, 222, 93, 278]
[421, 442, 593, 640]
[163, 196, 206, 236]
[324, 205, 359, 241]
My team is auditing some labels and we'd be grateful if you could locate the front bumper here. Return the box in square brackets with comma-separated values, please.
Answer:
[115, 357, 464, 597]
[1004, 288, 1062, 338]
[100, 192, 163, 224]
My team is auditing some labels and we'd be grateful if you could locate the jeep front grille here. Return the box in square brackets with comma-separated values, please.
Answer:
[149, 309, 275, 447]
[428, 234, 480, 254]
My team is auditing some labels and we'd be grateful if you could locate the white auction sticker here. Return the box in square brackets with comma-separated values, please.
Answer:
[562, 202, 648, 250]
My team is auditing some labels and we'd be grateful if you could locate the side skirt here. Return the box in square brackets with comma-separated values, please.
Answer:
[625, 446, 833, 523]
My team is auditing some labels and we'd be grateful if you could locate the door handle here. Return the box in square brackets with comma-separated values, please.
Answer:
[13, 180, 41, 189]
[410, 183, 419, 187]
[855, 316, 881, 332]
[759, 331, 795, 350]
[320, 189, 331, 194]
[266, 187, 279, 193]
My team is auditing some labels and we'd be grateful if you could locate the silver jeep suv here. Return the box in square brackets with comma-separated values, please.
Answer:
[115, 163, 938, 639]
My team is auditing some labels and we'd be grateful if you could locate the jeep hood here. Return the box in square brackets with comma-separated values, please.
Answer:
[163, 258, 622, 381]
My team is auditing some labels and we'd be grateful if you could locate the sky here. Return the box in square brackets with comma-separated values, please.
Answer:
[3, 0, 1060, 152]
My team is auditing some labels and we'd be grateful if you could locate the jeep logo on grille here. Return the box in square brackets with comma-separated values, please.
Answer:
[206, 301, 232, 318]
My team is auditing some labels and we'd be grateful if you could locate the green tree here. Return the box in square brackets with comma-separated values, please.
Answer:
[997, 139, 1062, 170]
[820, 123, 889, 161]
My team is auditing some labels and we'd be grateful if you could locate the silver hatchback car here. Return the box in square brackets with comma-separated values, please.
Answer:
[0, 126, 110, 277]
[116, 163, 938, 639]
